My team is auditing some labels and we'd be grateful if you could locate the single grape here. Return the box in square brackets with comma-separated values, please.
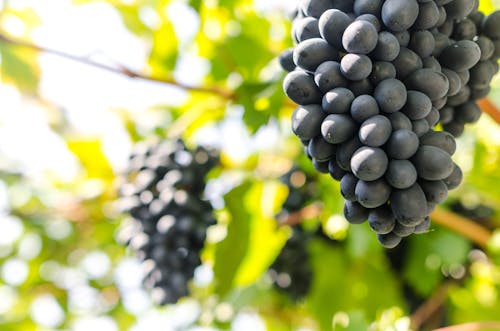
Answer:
[443, 163, 463, 189]
[308, 136, 336, 161]
[390, 184, 428, 226]
[373, 78, 407, 113]
[377, 232, 402, 248]
[413, 1, 440, 30]
[314, 61, 349, 93]
[351, 146, 389, 181]
[355, 178, 392, 208]
[293, 38, 339, 72]
[409, 30, 436, 58]
[386, 160, 418, 189]
[344, 201, 369, 224]
[292, 104, 325, 140]
[405, 68, 450, 101]
[411, 145, 454, 181]
[369, 61, 397, 85]
[419, 179, 448, 204]
[392, 221, 416, 237]
[359, 115, 392, 147]
[336, 137, 362, 171]
[372, 31, 400, 61]
[284, 71, 322, 105]
[340, 53, 373, 81]
[368, 205, 396, 234]
[388, 112, 413, 131]
[350, 94, 380, 123]
[402, 90, 433, 120]
[322, 87, 356, 114]
[438, 40, 481, 72]
[279, 48, 296, 72]
[319, 9, 353, 49]
[340, 173, 358, 201]
[321, 114, 357, 144]
[414, 217, 431, 234]
[392, 47, 423, 79]
[342, 20, 378, 54]
[381, 0, 419, 32]
[420, 130, 457, 155]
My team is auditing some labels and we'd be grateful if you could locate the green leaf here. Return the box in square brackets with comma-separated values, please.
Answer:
[233, 180, 289, 286]
[67, 139, 114, 180]
[213, 182, 253, 297]
[307, 239, 404, 330]
[334, 311, 370, 331]
[213, 180, 289, 296]
[237, 81, 285, 133]
[188, 0, 202, 11]
[148, 20, 179, 76]
[403, 226, 471, 296]
[0, 43, 39, 93]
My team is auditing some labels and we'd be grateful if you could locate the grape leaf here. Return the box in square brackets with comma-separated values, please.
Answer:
[213, 182, 253, 297]
[0, 44, 39, 93]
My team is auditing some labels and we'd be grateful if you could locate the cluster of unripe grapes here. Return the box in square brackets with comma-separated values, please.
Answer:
[118, 139, 218, 304]
[281, 0, 499, 248]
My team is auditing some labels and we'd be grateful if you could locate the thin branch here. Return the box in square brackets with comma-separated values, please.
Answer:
[0, 32, 235, 99]
[433, 322, 500, 331]
[411, 282, 451, 330]
[431, 207, 492, 248]
[478, 99, 500, 125]
[277, 203, 323, 227]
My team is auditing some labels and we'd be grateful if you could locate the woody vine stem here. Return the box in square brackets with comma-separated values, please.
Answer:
[1, 31, 500, 124]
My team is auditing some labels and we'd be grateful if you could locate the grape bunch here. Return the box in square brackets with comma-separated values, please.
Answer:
[269, 167, 315, 300]
[269, 226, 313, 300]
[279, 166, 318, 216]
[279, 0, 488, 248]
[438, 10, 500, 136]
[118, 139, 218, 304]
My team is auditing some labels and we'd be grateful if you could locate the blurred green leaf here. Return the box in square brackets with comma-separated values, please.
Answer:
[213, 181, 252, 297]
[0, 44, 39, 93]
[214, 180, 289, 296]
[404, 227, 471, 296]
[234, 180, 289, 286]
[334, 311, 370, 331]
[148, 20, 179, 76]
[67, 139, 114, 180]
[307, 239, 404, 330]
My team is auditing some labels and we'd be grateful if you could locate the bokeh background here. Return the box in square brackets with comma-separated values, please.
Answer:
[1, 0, 500, 330]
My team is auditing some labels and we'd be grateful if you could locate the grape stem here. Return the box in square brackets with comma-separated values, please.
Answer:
[477, 98, 500, 125]
[431, 207, 492, 248]
[432, 322, 500, 331]
[410, 282, 451, 330]
[0, 32, 236, 100]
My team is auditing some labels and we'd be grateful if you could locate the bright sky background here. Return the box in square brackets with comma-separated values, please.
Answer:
[0, 0, 294, 330]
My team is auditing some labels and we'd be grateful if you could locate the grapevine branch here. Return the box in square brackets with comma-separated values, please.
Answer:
[0, 32, 235, 99]
[278, 203, 323, 227]
[411, 282, 451, 330]
[3, 31, 500, 120]
[478, 98, 500, 125]
[431, 207, 492, 248]
[433, 322, 500, 331]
